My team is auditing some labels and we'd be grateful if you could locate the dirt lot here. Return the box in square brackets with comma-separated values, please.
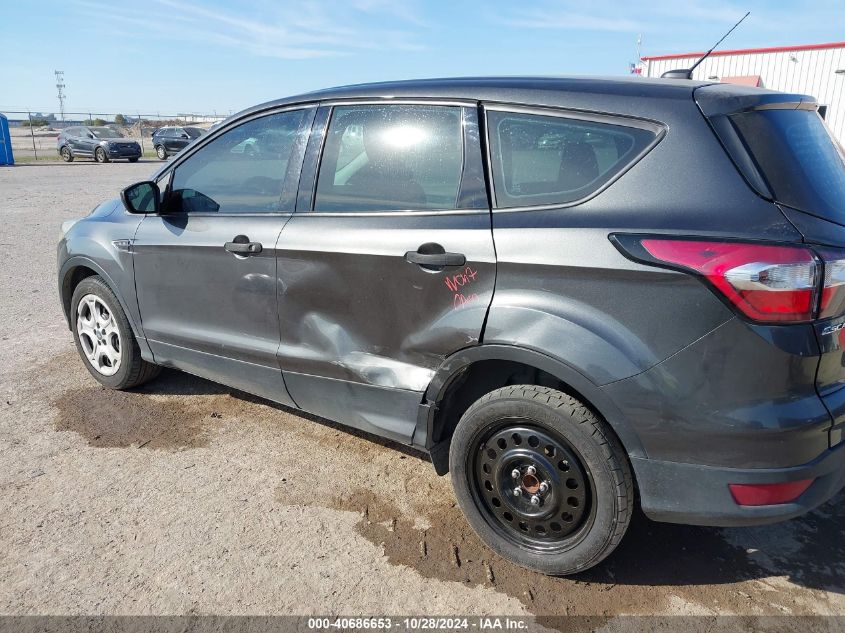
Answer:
[1, 162, 845, 625]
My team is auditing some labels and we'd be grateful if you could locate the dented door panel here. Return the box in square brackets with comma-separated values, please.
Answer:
[276, 212, 496, 393]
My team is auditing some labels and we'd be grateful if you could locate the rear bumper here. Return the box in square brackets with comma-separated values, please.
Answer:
[634, 441, 845, 526]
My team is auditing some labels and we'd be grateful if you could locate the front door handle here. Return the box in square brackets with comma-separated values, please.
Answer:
[405, 243, 466, 268]
[225, 235, 263, 255]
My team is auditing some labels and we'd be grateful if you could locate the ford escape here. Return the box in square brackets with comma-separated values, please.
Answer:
[57, 77, 845, 575]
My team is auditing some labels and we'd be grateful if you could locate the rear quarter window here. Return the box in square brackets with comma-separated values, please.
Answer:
[487, 110, 659, 209]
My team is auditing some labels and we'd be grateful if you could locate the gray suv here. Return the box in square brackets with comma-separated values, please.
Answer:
[57, 77, 845, 575]
[57, 126, 141, 163]
[151, 126, 206, 160]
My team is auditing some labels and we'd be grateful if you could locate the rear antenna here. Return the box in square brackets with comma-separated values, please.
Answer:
[661, 11, 750, 80]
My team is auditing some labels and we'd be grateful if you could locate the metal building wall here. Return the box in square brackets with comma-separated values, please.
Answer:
[642, 45, 845, 145]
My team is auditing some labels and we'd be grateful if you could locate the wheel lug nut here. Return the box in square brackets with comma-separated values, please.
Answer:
[512, 487, 521, 497]
[511, 469, 520, 479]
[526, 465, 536, 476]
[530, 495, 541, 506]
[539, 482, 549, 493]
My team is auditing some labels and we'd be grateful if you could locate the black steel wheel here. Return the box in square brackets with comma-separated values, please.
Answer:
[450, 385, 634, 575]
[471, 421, 594, 551]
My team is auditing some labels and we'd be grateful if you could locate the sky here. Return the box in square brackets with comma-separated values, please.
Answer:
[1, 0, 843, 117]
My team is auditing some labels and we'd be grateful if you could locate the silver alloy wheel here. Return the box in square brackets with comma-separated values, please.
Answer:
[61, 147, 71, 161]
[95, 148, 105, 163]
[76, 293, 122, 376]
[156, 145, 166, 159]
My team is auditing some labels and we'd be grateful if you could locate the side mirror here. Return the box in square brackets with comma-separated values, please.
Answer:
[121, 181, 160, 214]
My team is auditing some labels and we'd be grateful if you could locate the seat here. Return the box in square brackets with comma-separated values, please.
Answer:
[557, 141, 599, 192]
[345, 113, 427, 209]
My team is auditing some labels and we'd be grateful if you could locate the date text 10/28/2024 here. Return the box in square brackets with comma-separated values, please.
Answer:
[307, 616, 530, 631]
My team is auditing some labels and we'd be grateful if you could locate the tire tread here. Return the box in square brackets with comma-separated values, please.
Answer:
[71, 276, 160, 390]
[452, 384, 634, 574]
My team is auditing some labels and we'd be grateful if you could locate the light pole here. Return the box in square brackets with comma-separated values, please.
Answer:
[55, 71, 66, 123]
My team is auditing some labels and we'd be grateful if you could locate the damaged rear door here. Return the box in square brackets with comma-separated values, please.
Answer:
[276, 102, 494, 444]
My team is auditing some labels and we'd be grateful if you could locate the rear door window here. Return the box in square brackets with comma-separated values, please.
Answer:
[314, 104, 464, 212]
[487, 110, 659, 208]
[730, 108, 845, 223]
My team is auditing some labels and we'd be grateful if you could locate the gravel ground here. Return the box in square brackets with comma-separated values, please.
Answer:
[1, 162, 845, 625]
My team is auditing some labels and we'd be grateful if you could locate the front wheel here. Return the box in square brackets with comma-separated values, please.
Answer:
[70, 276, 161, 389]
[128, 157, 139, 163]
[155, 145, 167, 160]
[94, 147, 109, 163]
[449, 385, 634, 575]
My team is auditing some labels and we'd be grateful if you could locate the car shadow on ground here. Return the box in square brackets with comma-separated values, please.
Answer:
[136, 368, 428, 460]
[581, 500, 845, 594]
[138, 369, 845, 595]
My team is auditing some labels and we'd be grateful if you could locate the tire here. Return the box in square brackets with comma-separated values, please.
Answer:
[95, 147, 109, 163]
[129, 157, 139, 163]
[70, 276, 161, 390]
[60, 146, 73, 162]
[155, 145, 167, 160]
[449, 385, 634, 576]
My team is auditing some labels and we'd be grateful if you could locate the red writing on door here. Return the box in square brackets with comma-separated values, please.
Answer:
[445, 267, 479, 309]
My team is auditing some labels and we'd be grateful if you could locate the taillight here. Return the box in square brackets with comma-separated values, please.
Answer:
[818, 250, 845, 319]
[638, 239, 819, 323]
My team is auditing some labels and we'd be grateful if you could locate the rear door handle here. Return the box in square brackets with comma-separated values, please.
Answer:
[225, 235, 263, 255]
[405, 250, 466, 267]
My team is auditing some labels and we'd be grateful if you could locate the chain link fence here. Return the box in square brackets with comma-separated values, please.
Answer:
[2, 110, 228, 161]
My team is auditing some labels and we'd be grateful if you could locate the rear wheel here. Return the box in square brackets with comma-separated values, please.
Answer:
[94, 147, 109, 163]
[155, 145, 167, 160]
[70, 276, 160, 390]
[60, 146, 73, 162]
[449, 385, 633, 575]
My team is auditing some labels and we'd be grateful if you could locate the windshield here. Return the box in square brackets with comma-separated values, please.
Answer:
[731, 108, 845, 223]
[90, 127, 122, 139]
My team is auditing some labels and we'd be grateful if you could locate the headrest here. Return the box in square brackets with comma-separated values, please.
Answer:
[558, 142, 599, 191]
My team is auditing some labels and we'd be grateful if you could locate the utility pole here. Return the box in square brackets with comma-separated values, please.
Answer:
[55, 70, 66, 122]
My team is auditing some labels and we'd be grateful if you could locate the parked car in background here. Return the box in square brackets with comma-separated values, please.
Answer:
[229, 127, 299, 156]
[151, 126, 205, 160]
[57, 77, 845, 575]
[57, 126, 141, 163]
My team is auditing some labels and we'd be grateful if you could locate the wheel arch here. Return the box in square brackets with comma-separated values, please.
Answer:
[416, 345, 646, 475]
[60, 257, 141, 342]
